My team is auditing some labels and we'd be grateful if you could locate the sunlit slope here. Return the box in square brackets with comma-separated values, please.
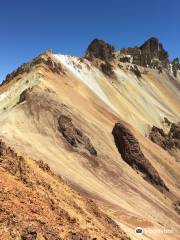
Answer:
[54, 54, 180, 134]
[0, 52, 180, 240]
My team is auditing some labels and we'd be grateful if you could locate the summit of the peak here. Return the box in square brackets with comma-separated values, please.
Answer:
[85, 38, 115, 61]
[140, 37, 168, 59]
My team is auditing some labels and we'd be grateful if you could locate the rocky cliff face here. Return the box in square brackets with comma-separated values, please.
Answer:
[85, 37, 179, 78]
[120, 37, 169, 71]
[85, 38, 115, 62]
[85, 39, 115, 77]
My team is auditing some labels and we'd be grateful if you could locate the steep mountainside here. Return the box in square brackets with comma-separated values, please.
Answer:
[0, 38, 180, 240]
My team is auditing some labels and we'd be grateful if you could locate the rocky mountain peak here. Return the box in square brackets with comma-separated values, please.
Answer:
[140, 37, 162, 52]
[85, 38, 115, 61]
[140, 37, 169, 62]
[120, 37, 169, 70]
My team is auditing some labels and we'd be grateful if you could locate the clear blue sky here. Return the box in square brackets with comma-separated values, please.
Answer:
[0, 0, 180, 82]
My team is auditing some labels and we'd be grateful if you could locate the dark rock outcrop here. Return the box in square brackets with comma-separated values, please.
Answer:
[149, 126, 174, 150]
[172, 58, 180, 77]
[120, 37, 169, 70]
[58, 115, 97, 156]
[169, 122, 180, 140]
[85, 39, 116, 77]
[149, 123, 180, 150]
[85, 39, 115, 62]
[18, 88, 32, 104]
[139, 37, 168, 65]
[100, 61, 114, 77]
[129, 65, 141, 78]
[112, 122, 168, 192]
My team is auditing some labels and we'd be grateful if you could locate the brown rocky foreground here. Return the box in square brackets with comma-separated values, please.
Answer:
[0, 140, 130, 240]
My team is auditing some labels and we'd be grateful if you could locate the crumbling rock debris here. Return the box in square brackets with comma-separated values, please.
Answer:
[112, 122, 169, 192]
[0, 140, 32, 185]
[58, 115, 97, 156]
[0, 139, 130, 240]
[85, 38, 115, 62]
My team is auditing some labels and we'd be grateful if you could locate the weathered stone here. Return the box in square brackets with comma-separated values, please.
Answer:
[58, 115, 97, 156]
[112, 122, 168, 192]
[149, 123, 180, 150]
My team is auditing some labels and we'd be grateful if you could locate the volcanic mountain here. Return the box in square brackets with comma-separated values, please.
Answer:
[0, 38, 180, 240]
